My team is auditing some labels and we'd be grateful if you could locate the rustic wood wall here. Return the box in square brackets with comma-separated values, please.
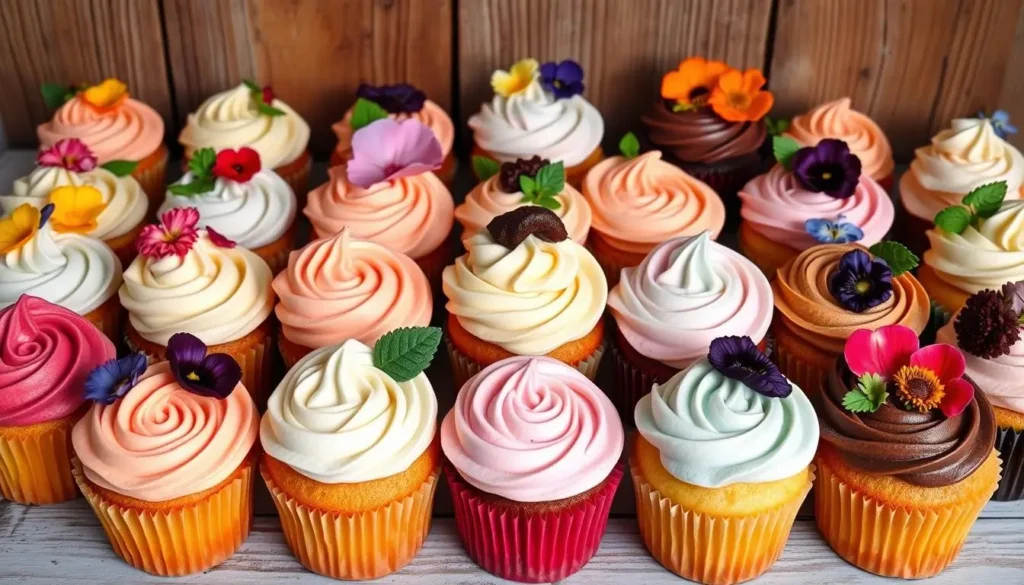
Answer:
[1, 0, 1022, 158]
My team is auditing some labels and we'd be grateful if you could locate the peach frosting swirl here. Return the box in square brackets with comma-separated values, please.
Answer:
[937, 321, 1024, 414]
[273, 229, 432, 349]
[739, 164, 894, 251]
[583, 151, 725, 255]
[773, 244, 930, 354]
[305, 166, 454, 259]
[332, 99, 454, 162]
[37, 96, 164, 163]
[784, 98, 894, 181]
[72, 362, 258, 502]
[441, 356, 623, 502]
[455, 175, 592, 243]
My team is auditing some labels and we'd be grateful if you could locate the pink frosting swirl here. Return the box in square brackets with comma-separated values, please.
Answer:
[937, 321, 1024, 413]
[332, 100, 454, 162]
[441, 356, 623, 502]
[785, 98, 895, 181]
[37, 96, 164, 163]
[739, 164, 894, 250]
[455, 175, 592, 243]
[0, 296, 115, 427]
[72, 362, 258, 502]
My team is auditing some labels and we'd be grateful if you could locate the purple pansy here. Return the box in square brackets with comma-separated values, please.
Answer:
[828, 249, 893, 313]
[357, 83, 426, 114]
[84, 353, 148, 405]
[708, 336, 792, 398]
[166, 332, 242, 399]
[539, 60, 585, 99]
[791, 139, 862, 199]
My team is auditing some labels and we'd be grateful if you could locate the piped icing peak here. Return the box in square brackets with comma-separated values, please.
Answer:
[785, 98, 894, 181]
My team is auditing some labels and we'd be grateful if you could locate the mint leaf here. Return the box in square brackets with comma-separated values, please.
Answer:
[962, 181, 1007, 219]
[534, 162, 565, 198]
[869, 241, 919, 276]
[519, 174, 538, 198]
[619, 132, 640, 159]
[536, 196, 562, 211]
[372, 326, 442, 382]
[168, 177, 215, 197]
[773, 136, 801, 169]
[188, 148, 217, 179]
[842, 390, 874, 413]
[765, 116, 790, 136]
[40, 83, 74, 110]
[934, 205, 971, 234]
[256, 102, 286, 117]
[242, 79, 261, 92]
[350, 97, 389, 131]
[472, 155, 501, 181]
[101, 160, 139, 177]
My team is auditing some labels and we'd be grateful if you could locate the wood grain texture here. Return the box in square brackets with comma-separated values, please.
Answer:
[0, 0, 172, 147]
[769, 0, 1024, 159]
[457, 0, 773, 149]
[162, 0, 453, 155]
[998, 3, 1024, 151]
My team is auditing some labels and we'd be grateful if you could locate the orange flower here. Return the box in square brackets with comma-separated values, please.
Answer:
[81, 78, 128, 113]
[48, 186, 107, 234]
[661, 57, 731, 112]
[0, 204, 41, 254]
[708, 69, 774, 122]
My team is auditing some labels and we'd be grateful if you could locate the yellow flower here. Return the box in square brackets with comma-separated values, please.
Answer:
[48, 186, 107, 234]
[82, 78, 128, 112]
[491, 59, 539, 98]
[0, 204, 41, 254]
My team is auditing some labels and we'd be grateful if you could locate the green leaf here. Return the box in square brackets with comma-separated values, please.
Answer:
[534, 162, 565, 198]
[350, 97, 389, 131]
[868, 241, 919, 276]
[619, 132, 640, 159]
[934, 205, 972, 234]
[40, 83, 73, 110]
[842, 390, 875, 413]
[536, 196, 562, 211]
[472, 156, 501, 181]
[256, 102, 286, 117]
[765, 116, 790, 136]
[100, 160, 139, 177]
[671, 102, 693, 113]
[188, 148, 217, 179]
[856, 373, 889, 411]
[242, 79, 261, 92]
[168, 177, 215, 197]
[772, 136, 801, 170]
[372, 326, 443, 382]
[519, 174, 538, 198]
[962, 181, 1008, 219]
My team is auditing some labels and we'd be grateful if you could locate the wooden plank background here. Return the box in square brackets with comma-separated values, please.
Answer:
[0, 0, 1022, 157]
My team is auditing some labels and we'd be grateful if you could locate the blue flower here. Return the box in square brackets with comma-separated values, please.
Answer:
[539, 60, 584, 99]
[805, 215, 864, 243]
[38, 203, 54, 229]
[166, 332, 242, 399]
[84, 353, 148, 404]
[978, 109, 1018, 140]
[708, 336, 791, 398]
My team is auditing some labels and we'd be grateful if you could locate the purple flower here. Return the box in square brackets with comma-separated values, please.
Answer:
[347, 118, 443, 188]
[166, 332, 242, 399]
[539, 60, 584, 99]
[1002, 281, 1024, 316]
[708, 336, 792, 398]
[84, 353, 148, 405]
[805, 215, 863, 244]
[357, 83, 426, 114]
[791, 139, 862, 199]
[828, 249, 893, 313]
[38, 203, 55, 229]
[978, 109, 1018, 140]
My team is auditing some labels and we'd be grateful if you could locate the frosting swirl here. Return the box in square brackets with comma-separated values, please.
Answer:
[37, 97, 164, 163]
[443, 230, 607, 355]
[739, 165, 894, 251]
[584, 152, 726, 255]
[72, 362, 258, 502]
[774, 244, 930, 354]
[937, 321, 1024, 414]
[785, 98, 894, 181]
[641, 102, 765, 163]
[261, 339, 437, 483]
[923, 201, 1024, 296]
[441, 356, 623, 501]
[635, 359, 818, 488]
[468, 81, 604, 167]
[273, 229, 432, 349]
[305, 166, 454, 259]
[0, 296, 115, 426]
[179, 84, 310, 169]
[455, 175, 592, 243]
[160, 169, 296, 249]
[609, 232, 772, 368]
[119, 231, 274, 346]
[332, 99, 454, 162]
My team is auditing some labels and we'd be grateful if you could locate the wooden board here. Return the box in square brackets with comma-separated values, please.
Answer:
[998, 3, 1024, 151]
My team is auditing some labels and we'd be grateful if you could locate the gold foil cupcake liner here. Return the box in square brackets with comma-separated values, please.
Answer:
[445, 335, 604, 389]
[0, 415, 80, 505]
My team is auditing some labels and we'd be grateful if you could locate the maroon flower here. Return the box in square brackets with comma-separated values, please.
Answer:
[791, 139, 862, 198]
[212, 147, 261, 183]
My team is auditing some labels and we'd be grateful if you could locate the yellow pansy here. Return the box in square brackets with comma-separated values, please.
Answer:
[48, 186, 107, 234]
[82, 78, 128, 112]
[491, 58, 539, 98]
[0, 204, 41, 254]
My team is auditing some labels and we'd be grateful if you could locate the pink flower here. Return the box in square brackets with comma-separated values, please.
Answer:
[206, 226, 236, 249]
[346, 118, 443, 188]
[136, 207, 200, 260]
[37, 139, 97, 172]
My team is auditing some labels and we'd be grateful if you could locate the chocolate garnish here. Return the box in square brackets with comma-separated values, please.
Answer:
[486, 207, 569, 249]
[498, 155, 550, 193]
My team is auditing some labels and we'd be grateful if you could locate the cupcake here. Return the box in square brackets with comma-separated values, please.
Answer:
[273, 228, 432, 369]
[2, 139, 148, 265]
[469, 59, 604, 188]
[161, 147, 296, 274]
[607, 231, 772, 419]
[816, 324, 1000, 578]
[784, 98, 895, 190]
[37, 79, 168, 206]
[72, 334, 258, 576]
[772, 243, 930, 393]
[900, 114, 1024, 255]
[583, 141, 726, 285]
[119, 207, 275, 406]
[738, 137, 894, 276]
[261, 328, 443, 580]
[0, 203, 122, 342]
[632, 336, 817, 585]
[0, 296, 115, 505]
[457, 156, 592, 244]
[442, 356, 624, 582]
[179, 81, 312, 202]
[331, 83, 457, 184]
[641, 57, 772, 205]
[306, 118, 454, 287]
[443, 207, 607, 388]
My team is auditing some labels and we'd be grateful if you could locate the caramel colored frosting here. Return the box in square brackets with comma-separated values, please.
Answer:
[641, 102, 765, 164]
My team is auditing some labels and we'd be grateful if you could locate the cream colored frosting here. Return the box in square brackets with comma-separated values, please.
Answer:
[923, 201, 1024, 296]
[332, 99, 454, 162]
[938, 321, 1024, 414]
[455, 175, 592, 243]
[785, 98, 894, 182]
[37, 97, 164, 163]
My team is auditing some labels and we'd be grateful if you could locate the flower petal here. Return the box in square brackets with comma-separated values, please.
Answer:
[555, 60, 584, 85]
[716, 69, 744, 93]
[166, 332, 207, 369]
[910, 343, 966, 384]
[199, 353, 243, 399]
[844, 324, 919, 378]
[939, 377, 974, 417]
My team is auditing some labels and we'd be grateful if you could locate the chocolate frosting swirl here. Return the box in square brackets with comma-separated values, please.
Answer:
[819, 360, 996, 488]
[641, 101, 766, 164]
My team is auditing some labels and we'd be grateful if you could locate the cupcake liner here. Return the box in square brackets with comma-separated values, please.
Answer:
[679, 152, 763, 218]
[609, 340, 672, 424]
[445, 334, 604, 389]
[276, 150, 313, 207]
[814, 453, 998, 578]
[104, 221, 143, 268]
[995, 426, 1024, 501]
[630, 461, 811, 585]
[770, 325, 833, 396]
[0, 413, 80, 505]
[133, 144, 170, 213]
[263, 466, 440, 580]
[252, 223, 296, 275]
[72, 457, 254, 576]
[446, 464, 622, 583]
[83, 293, 123, 346]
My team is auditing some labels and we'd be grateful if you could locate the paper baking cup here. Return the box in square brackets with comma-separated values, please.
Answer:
[770, 327, 831, 396]
[0, 415, 79, 505]
[446, 464, 622, 583]
[445, 335, 604, 389]
[995, 426, 1024, 501]
[814, 454, 998, 578]
[263, 467, 440, 580]
[83, 294, 122, 346]
[72, 458, 253, 576]
[630, 462, 811, 585]
[610, 341, 667, 423]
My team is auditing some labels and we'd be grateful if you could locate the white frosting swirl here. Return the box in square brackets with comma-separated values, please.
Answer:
[260, 339, 437, 483]
[923, 200, 1024, 295]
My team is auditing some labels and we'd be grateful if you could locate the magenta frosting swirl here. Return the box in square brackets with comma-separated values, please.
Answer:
[0, 296, 115, 426]
[441, 356, 623, 502]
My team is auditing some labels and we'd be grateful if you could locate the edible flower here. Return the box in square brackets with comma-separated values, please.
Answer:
[212, 147, 261, 183]
[136, 207, 200, 260]
[357, 83, 426, 114]
[498, 155, 550, 193]
[37, 139, 97, 172]
[347, 118, 442, 188]
[707, 68, 773, 122]
[661, 57, 729, 112]
[954, 285, 1023, 359]
[166, 332, 242, 399]
[0, 204, 42, 254]
[828, 249, 892, 313]
[805, 215, 863, 244]
[708, 335, 791, 398]
[81, 78, 128, 112]
[47, 185, 106, 234]
[243, 79, 285, 117]
[84, 353, 148, 405]
[491, 58, 539, 98]
[791, 139, 862, 198]
[978, 109, 1018, 140]
[205, 226, 236, 249]
[539, 60, 584, 99]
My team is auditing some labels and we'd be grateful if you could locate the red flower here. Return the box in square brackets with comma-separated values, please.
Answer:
[136, 207, 200, 260]
[212, 147, 261, 183]
[261, 86, 275, 105]
[206, 226, 236, 249]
